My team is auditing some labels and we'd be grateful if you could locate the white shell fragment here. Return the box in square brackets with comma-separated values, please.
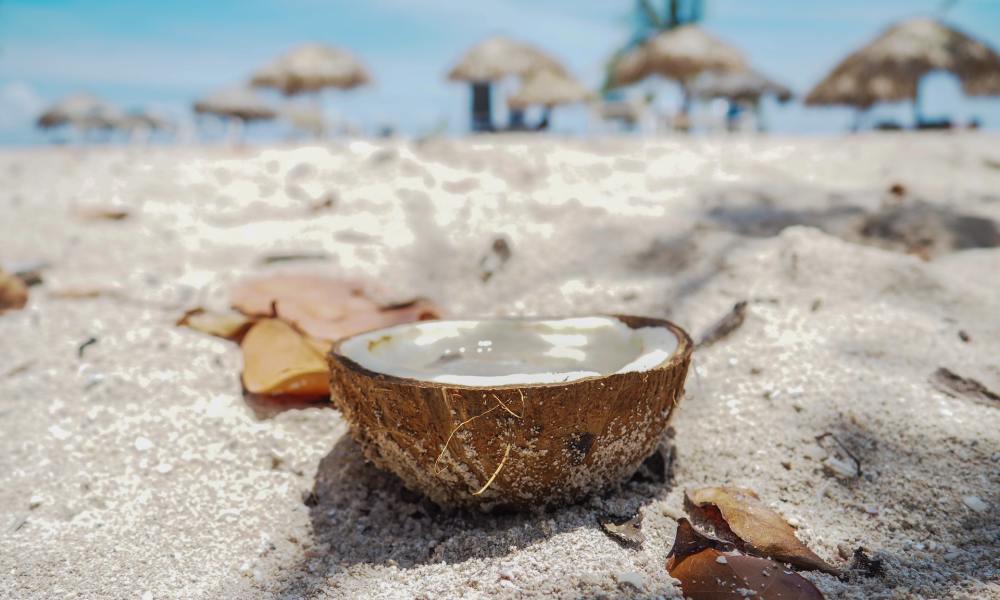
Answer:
[339, 316, 679, 386]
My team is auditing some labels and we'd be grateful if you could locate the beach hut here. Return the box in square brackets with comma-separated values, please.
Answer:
[805, 18, 1000, 127]
[36, 93, 123, 140]
[193, 87, 276, 143]
[507, 70, 594, 130]
[692, 69, 792, 132]
[448, 37, 567, 132]
[250, 43, 370, 96]
[608, 25, 746, 128]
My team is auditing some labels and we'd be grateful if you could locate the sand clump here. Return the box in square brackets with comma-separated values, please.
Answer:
[0, 133, 998, 599]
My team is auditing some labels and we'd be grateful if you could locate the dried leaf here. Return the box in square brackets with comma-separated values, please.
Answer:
[601, 512, 645, 546]
[697, 301, 748, 348]
[670, 547, 825, 599]
[240, 319, 330, 398]
[686, 487, 839, 575]
[75, 206, 130, 221]
[667, 519, 825, 599]
[230, 274, 439, 341]
[931, 367, 999, 407]
[0, 269, 29, 314]
[177, 308, 255, 341]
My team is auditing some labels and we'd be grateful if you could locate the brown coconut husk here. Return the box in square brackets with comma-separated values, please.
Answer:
[328, 315, 692, 511]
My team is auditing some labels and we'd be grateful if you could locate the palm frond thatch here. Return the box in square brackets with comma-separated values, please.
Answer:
[806, 17, 1000, 108]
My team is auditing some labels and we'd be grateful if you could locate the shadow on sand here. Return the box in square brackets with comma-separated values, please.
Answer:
[277, 433, 676, 596]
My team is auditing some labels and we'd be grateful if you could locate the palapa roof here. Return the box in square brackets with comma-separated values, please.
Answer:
[806, 17, 1000, 108]
[692, 69, 793, 103]
[610, 25, 746, 87]
[448, 36, 566, 83]
[36, 93, 122, 130]
[251, 43, 370, 95]
[193, 87, 277, 121]
[508, 70, 594, 109]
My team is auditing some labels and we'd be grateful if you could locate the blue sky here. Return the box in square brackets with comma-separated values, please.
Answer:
[2, 0, 1000, 143]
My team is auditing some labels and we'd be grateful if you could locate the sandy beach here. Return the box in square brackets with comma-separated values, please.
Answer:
[1, 133, 999, 599]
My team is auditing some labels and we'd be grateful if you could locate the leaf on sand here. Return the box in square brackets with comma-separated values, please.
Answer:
[931, 367, 1000, 407]
[686, 487, 839, 575]
[230, 274, 440, 341]
[75, 206, 130, 221]
[600, 512, 645, 546]
[241, 319, 330, 398]
[176, 308, 255, 341]
[696, 301, 748, 348]
[667, 518, 825, 600]
[0, 269, 29, 314]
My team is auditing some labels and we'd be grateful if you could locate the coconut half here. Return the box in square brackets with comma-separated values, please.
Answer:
[328, 315, 692, 510]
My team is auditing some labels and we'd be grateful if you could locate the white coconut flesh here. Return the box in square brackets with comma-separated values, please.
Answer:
[338, 316, 679, 386]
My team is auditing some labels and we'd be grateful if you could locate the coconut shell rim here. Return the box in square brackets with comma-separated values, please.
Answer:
[328, 314, 692, 391]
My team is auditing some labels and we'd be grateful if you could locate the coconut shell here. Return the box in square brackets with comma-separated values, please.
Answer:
[328, 315, 692, 510]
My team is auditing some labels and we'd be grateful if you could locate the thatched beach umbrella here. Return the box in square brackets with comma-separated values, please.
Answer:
[251, 43, 371, 96]
[610, 25, 746, 88]
[36, 93, 122, 134]
[507, 70, 593, 131]
[692, 69, 792, 103]
[805, 18, 1000, 122]
[448, 36, 567, 132]
[193, 87, 276, 143]
[508, 70, 593, 109]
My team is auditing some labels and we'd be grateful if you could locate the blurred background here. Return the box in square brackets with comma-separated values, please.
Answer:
[1, 0, 1000, 144]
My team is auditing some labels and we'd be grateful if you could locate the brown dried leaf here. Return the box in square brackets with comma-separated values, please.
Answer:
[686, 487, 839, 575]
[697, 301, 748, 348]
[600, 512, 645, 546]
[670, 548, 825, 599]
[177, 308, 255, 342]
[0, 269, 29, 314]
[240, 319, 329, 398]
[231, 274, 439, 341]
[931, 367, 1000, 407]
[75, 206, 130, 221]
[667, 519, 825, 599]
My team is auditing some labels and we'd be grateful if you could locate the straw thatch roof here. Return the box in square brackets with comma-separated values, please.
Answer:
[806, 18, 1000, 108]
[193, 88, 277, 121]
[36, 93, 121, 130]
[610, 25, 746, 87]
[692, 69, 793, 103]
[508, 70, 594, 109]
[448, 36, 566, 83]
[251, 44, 370, 95]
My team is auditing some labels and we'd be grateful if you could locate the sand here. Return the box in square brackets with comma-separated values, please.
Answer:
[1, 133, 998, 599]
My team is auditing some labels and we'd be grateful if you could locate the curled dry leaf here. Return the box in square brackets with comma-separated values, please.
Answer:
[697, 301, 748, 348]
[0, 269, 29, 314]
[667, 518, 825, 600]
[230, 273, 439, 341]
[240, 319, 330, 398]
[931, 367, 1000, 407]
[600, 512, 645, 546]
[176, 308, 255, 342]
[75, 206, 130, 221]
[686, 487, 839, 575]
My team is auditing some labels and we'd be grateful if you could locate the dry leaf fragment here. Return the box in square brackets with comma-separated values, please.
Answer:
[686, 487, 839, 575]
[931, 367, 999, 407]
[75, 206, 130, 221]
[240, 319, 330, 398]
[601, 512, 645, 546]
[177, 308, 255, 342]
[667, 518, 825, 600]
[697, 301, 748, 348]
[0, 269, 29, 314]
[230, 274, 439, 341]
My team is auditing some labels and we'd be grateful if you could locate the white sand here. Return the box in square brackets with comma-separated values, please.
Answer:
[1, 133, 998, 599]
